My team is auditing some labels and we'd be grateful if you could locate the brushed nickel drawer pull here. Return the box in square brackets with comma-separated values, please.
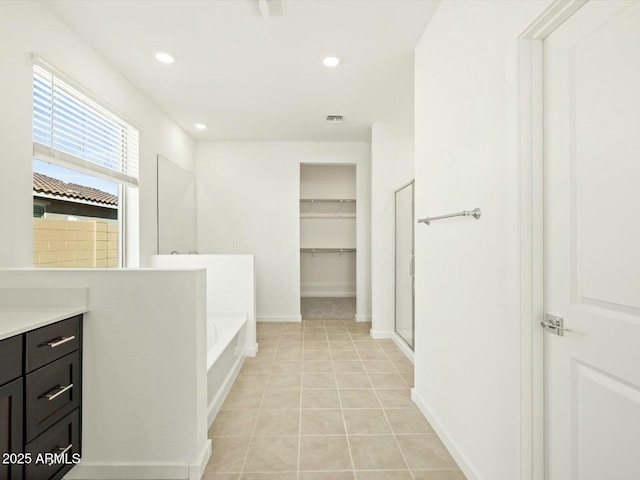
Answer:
[45, 336, 76, 348]
[41, 383, 74, 401]
[46, 444, 73, 466]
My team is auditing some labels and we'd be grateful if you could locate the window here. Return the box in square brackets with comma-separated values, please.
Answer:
[32, 62, 139, 268]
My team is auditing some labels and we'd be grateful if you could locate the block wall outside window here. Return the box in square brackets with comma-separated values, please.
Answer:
[33, 218, 118, 268]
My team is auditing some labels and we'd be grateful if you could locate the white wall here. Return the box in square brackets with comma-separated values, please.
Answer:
[300, 218, 356, 249]
[0, 2, 195, 268]
[355, 153, 372, 322]
[412, 2, 550, 480]
[0, 268, 209, 480]
[300, 164, 357, 198]
[370, 123, 414, 337]
[300, 252, 357, 297]
[150, 254, 257, 355]
[157, 156, 197, 254]
[196, 141, 371, 321]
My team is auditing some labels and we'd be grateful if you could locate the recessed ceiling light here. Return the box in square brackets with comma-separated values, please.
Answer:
[155, 52, 175, 64]
[194, 123, 207, 130]
[323, 56, 340, 68]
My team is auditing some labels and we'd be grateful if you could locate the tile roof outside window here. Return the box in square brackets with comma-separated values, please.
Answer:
[33, 172, 118, 206]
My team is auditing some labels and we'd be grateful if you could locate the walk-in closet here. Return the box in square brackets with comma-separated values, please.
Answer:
[300, 164, 356, 319]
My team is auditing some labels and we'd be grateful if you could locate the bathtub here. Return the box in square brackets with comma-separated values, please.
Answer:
[206, 313, 247, 427]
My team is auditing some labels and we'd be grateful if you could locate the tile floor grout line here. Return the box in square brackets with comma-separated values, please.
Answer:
[347, 321, 376, 479]
[376, 336, 420, 480]
[357, 333, 416, 480]
[331, 319, 357, 478]
[296, 318, 305, 480]
[303, 318, 326, 476]
[236, 322, 281, 476]
[382, 338, 414, 389]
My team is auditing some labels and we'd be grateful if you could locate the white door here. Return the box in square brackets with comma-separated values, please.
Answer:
[543, 1, 640, 478]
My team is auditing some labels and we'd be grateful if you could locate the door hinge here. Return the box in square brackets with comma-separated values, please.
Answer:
[541, 314, 572, 336]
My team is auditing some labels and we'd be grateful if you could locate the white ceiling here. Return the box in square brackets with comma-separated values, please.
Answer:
[46, 0, 439, 142]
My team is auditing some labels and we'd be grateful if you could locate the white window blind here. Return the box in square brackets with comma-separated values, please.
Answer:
[33, 65, 139, 187]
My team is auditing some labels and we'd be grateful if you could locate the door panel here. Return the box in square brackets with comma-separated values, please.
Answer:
[573, 2, 640, 313]
[574, 362, 640, 480]
[543, 1, 640, 478]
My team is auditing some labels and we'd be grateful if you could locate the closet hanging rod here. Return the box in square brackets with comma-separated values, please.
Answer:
[417, 208, 481, 225]
[300, 198, 356, 203]
[300, 248, 356, 253]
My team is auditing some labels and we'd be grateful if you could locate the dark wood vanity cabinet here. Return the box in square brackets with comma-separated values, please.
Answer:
[0, 315, 83, 480]
[0, 378, 23, 480]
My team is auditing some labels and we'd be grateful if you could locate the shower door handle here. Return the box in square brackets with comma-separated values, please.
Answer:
[409, 255, 415, 278]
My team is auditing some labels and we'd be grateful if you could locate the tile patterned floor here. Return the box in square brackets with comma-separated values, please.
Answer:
[203, 319, 467, 480]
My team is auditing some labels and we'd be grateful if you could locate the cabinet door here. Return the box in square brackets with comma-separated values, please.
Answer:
[0, 336, 22, 387]
[0, 378, 24, 480]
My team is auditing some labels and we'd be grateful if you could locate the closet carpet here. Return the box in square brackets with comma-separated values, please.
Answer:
[203, 318, 467, 480]
[301, 297, 356, 320]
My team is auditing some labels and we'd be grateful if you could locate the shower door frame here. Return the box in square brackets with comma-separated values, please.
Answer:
[394, 180, 415, 351]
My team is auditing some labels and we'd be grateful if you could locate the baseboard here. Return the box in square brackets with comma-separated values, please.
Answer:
[65, 440, 211, 479]
[257, 315, 302, 322]
[189, 439, 212, 480]
[208, 354, 246, 428]
[370, 329, 393, 339]
[370, 330, 414, 363]
[355, 314, 371, 323]
[411, 388, 482, 480]
[392, 332, 415, 364]
[246, 342, 258, 357]
[65, 463, 191, 479]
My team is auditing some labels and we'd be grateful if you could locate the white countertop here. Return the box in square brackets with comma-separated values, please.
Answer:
[0, 307, 88, 341]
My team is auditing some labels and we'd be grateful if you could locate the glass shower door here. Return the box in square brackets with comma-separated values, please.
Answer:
[395, 181, 414, 350]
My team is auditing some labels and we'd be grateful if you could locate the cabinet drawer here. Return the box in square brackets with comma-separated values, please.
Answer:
[25, 409, 80, 480]
[25, 352, 81, 442]
[26, 316, 80, 373]
[0, 335, 22, 386]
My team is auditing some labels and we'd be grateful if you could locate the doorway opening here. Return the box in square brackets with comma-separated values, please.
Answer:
[300, 164, 357, 320]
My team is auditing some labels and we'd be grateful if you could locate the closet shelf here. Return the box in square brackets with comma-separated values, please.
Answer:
[300, 213, 356, 219]
[300, 198, 356, 218]
[300, 248, 356, 253]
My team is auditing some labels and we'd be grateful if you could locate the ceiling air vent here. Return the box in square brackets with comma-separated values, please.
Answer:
[326, 115, 344, 124]
[245, 0, 285, 17]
